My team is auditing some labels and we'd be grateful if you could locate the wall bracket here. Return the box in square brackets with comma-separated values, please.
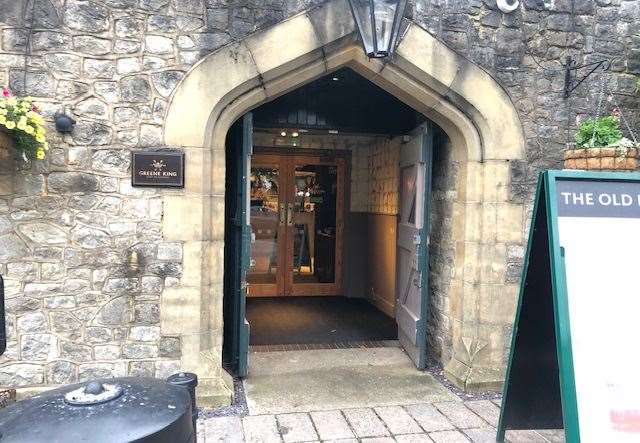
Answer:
[563, 56, 612, 99]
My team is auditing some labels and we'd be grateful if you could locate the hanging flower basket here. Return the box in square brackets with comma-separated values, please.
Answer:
[564, 111, 639, 171]
[0, 88, 48, 161]
[564, 144, 638, 171]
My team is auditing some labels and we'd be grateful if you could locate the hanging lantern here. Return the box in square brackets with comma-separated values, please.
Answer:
[347, 0, 408, 58]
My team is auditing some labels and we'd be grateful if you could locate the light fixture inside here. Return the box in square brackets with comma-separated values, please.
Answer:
[280, 131, 287, 137]
[292, 131, 299, 137]
[332, 77, 340, 81]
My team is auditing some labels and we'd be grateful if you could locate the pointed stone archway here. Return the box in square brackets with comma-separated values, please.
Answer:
[162, 0, 525, 405]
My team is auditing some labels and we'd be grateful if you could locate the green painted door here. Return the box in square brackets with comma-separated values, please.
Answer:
[223, 113, 252, 377]
[236, 113, 252, 377]
[395, 123, 433, 369]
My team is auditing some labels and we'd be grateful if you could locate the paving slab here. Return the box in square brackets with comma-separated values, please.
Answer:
[405, 403, 456, 432]
[505, 430, 547, 442]
[243, 348, 457, 414]
[534, 429, 565, 442]
[359, 438, 395, 443]
[374, 405, 423, 435]
[428, 430, 471, 442]
[242, 415, 281, 443]
[462, 427, 498, 443]
[433, 401, 487, 429]
[395, 434, 434, 442]
[463, 401, 500, 427]
[202, 416, 244, 443]
[343, 407, 390, 437]
[276, 413, 318, 442]
[310, 410, 355, 440]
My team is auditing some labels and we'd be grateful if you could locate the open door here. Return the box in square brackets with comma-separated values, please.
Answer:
[396, 123, 433, 369]
[222, 113, 252, 377]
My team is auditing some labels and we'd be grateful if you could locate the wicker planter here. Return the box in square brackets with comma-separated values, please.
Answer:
[563, 146, 639, 171]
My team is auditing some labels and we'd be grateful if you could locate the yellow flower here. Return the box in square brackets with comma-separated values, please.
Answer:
[36, 148, 45, 160]
[43, 141, 49, 150]
[0, 116, 5, 125]
[24, 125, 34, 135]
[6, 97, 16, 107]
[0, 108, 7, 116]
[36, 134, 45, 143]
[5, 121, 15, 129]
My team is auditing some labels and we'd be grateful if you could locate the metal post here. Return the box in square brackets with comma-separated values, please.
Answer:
[167, 372, 199, 442]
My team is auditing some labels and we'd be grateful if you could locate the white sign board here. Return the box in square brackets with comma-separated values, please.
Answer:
[557, 179, 640, 442]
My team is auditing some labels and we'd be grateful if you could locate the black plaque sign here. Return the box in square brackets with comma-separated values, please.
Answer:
[132, 151, 184, 187]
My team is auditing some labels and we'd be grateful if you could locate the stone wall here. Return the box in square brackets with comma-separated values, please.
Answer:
[410, 0, 640, 204]
[0, 0, 637, 397]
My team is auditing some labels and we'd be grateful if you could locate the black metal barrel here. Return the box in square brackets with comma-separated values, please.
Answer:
[0, 377, 194, 443]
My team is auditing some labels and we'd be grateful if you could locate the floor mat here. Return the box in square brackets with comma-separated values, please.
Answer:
[247, 296, 397, 345]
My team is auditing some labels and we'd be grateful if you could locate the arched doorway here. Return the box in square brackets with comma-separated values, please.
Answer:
[163, 0, 525, 404]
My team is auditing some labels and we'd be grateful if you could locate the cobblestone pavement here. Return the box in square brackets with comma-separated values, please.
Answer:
[197, 399, 565, 442]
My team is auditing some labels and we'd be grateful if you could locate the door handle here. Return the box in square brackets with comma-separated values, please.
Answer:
[287, 203, 294, 226]
[279, 203, 286, 225]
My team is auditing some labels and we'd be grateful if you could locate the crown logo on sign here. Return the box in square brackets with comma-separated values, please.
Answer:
[152, 160, 166, 170]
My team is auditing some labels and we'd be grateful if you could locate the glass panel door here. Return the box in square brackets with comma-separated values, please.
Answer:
[286, 156, 344, 296]
[247, 155, 285, 296]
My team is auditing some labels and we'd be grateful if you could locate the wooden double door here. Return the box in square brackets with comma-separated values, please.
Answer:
[247, 151, 345, 297]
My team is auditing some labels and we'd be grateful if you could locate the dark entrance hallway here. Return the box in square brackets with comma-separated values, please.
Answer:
[247, 296, 397, 346]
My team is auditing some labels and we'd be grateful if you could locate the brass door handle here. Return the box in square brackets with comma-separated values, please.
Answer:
[287, 203, 294, 226]
[279, 203, 286, 225]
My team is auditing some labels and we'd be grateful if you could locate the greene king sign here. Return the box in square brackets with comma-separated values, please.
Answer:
[132, 151, 184, 188]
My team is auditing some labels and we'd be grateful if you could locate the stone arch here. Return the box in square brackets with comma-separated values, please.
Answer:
[162, 0, 526, 402]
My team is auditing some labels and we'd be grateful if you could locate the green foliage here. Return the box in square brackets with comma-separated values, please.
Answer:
[574, 116, 623, 148]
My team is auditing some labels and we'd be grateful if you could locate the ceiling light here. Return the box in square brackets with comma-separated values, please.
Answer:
[332, 77, 340, 81]
[280, 131, 287, 137]
[292, 132, 299, 137]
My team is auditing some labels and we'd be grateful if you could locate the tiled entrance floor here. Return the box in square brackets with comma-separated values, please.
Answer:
[198, 401, 565, 442]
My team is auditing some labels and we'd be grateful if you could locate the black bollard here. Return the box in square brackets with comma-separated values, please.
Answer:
[167, 372, 198, 441]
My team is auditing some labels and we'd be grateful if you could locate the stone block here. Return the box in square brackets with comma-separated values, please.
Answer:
[181, 241, 204, 287]
[0, 363, 44, 387]
[163, 196, 204, 241]
[496, 203, 523, 243]
[160, 287, 200, 334]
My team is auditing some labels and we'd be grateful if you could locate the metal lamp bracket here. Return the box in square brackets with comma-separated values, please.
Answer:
[564, 55, 612, 99]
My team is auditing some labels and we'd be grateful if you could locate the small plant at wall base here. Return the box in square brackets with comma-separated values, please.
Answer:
[564, 110, 639, 171]
[0, 88, 48, 161]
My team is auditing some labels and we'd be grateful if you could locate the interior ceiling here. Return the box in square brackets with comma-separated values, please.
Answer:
[253, 68, 426, 135]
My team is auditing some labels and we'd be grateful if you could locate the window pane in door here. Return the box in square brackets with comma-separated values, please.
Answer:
[292, 164, 337, 284]
[248, 167, 279, 285]
[400, 165, 417, 225]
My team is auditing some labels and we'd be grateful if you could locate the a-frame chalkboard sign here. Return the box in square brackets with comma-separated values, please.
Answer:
[497, 170, 640, 443]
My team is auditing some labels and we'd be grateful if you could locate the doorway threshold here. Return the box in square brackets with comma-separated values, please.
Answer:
[250, 339, 400, 353]
[243, 347, 458, 415]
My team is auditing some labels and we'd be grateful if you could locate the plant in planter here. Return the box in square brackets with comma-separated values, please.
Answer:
[0, 88, 48, 161]
[564, 110, 639, 171]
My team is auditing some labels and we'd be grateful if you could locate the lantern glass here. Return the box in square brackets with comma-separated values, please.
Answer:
[348, 0, 407, 58]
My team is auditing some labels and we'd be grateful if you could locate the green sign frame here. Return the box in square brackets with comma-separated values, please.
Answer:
[497, 169, 640, 443]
